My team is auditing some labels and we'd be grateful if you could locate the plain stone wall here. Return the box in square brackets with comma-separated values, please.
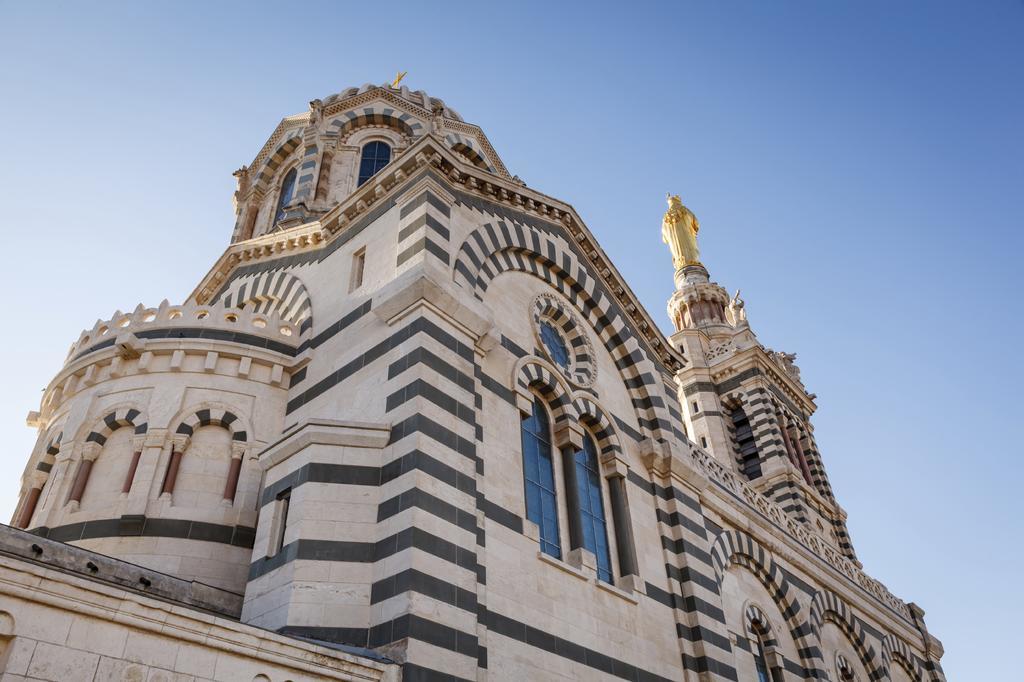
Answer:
[0, 552, 398, 682]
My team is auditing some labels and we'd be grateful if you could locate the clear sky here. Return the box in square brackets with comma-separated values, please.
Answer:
[0, 1, 1020, 678]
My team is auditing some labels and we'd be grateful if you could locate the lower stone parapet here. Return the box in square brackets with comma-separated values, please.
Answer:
[0, 525, 399, 682]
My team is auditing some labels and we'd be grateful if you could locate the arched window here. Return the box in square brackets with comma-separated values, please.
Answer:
[837, 654, 857, 681]
[520, 396, 561, 558]
[573, 433, 612, 582]
[357, 141, 391, 186]
[752, 629, 771, 682]
[275, 167, 297, 225]
[729, 407, 761, 479]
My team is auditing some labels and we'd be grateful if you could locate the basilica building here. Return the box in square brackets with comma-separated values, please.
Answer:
[1, 81, 945, 682]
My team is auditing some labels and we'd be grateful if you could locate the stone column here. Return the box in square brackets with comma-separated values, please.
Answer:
[607, 473, 638, 579]
[120, 436, 146, 495]
[14, 472, 47, 529]
[553, 421, 586, 560]
[221, 442, 246, 504]
[161, 436, 188, 497]
[600, 453, 641, 588]
[67, 442, 100, 509]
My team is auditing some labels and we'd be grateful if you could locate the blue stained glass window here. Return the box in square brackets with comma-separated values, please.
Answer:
[540, 321, 570, 369]
[520, 397, 561, 558]
[574, 434, 612, 582]
[357, 141, 391, 186]
[275, 168, 297, 225]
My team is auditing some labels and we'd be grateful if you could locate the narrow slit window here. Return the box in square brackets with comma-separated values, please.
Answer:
[275, 168, 297, 225]
[271, 488, 291, 556]
[350, 247, 366, 292]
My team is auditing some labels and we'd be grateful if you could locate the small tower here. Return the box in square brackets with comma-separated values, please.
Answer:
[662, 196, 860, 564]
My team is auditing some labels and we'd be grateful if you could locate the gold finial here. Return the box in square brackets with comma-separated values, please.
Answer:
[661, 193, 702, 269]
[391, 71, 408, 88]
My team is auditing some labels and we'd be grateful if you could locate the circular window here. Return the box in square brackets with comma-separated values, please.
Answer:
[540, 321, 570, 369]
[531, 294, 596, 388]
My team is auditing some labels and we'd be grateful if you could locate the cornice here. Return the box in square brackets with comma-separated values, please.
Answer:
[247, 86, 510, 180]
[712, 346, 817, 416]
[666, 444, 915, 627]
[194, 135, 685, 373]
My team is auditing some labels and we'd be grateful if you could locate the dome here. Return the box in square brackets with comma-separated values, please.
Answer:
[322, 82, 463, 121]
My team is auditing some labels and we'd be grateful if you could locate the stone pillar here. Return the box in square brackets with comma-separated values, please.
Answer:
[222, 442, 246, 504]
[14, 472, 47, 529]
[120, 437, 145, 494]
[607, 474, 639, 580]
[791, 427, 814, 486]
[161, 437, 187, 497]
[554, 422, 586, 558]
[366, 262, 492, 681]
[643, 440, 736, 682]
[67, 442, 100, 509]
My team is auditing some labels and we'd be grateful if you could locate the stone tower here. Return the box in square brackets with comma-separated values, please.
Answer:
[5, 82, 945, 682]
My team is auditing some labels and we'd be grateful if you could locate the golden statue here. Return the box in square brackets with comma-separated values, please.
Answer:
[391, 71, 408, 88]
[662, 193, 701, 269]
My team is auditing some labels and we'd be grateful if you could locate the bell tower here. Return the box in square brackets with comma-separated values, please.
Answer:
[663, 197, 860, 564]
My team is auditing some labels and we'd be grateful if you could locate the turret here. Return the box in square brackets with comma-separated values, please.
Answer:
[661, 196, 859, 563]
[11, 300, 309, 594]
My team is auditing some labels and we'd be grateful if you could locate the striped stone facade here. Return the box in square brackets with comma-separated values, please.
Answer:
[5, 84, 944, 681]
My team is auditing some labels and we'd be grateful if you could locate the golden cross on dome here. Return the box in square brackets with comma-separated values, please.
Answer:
[391, 71, 408, 88]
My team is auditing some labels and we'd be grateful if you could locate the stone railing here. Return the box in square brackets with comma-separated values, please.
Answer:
[689, 446, 912, 621]
[66, 300, 300, 363]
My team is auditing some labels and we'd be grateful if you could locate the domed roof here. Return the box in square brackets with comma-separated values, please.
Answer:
[322, 82, 463, 122]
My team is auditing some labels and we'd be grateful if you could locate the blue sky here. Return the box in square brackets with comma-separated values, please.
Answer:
[0, 2, 1020, 678]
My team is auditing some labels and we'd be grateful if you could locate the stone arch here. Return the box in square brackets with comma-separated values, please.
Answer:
[39, 430, 63, 468]
[571, 394, 623, 461]
[445, 133, 495, 172]
[743, 602, 790, 678]
[745, 603, 780, 646]
[810, 590, 885, 681]
[513, 358, 578, 431]
[164, 404, 252, 507]
[881, 635, 926, 682]
[173, 405, 249, 445]
[329, 106, 420, 144]
[215, 269, 313, 329]
[710, 529, 825, 679]
[454, 220, 677, 447]
[252, 131, 303, 193]
[83, 405, 149, 446]
[75, 405, 147, 509]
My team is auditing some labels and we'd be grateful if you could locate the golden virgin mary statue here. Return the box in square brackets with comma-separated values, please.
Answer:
[661, 194, 701, 269]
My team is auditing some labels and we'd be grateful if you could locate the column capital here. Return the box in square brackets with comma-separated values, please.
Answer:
[230, 441, 247, 459]
[81, 442, 102, 462]
[553, 420, 585, 451]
